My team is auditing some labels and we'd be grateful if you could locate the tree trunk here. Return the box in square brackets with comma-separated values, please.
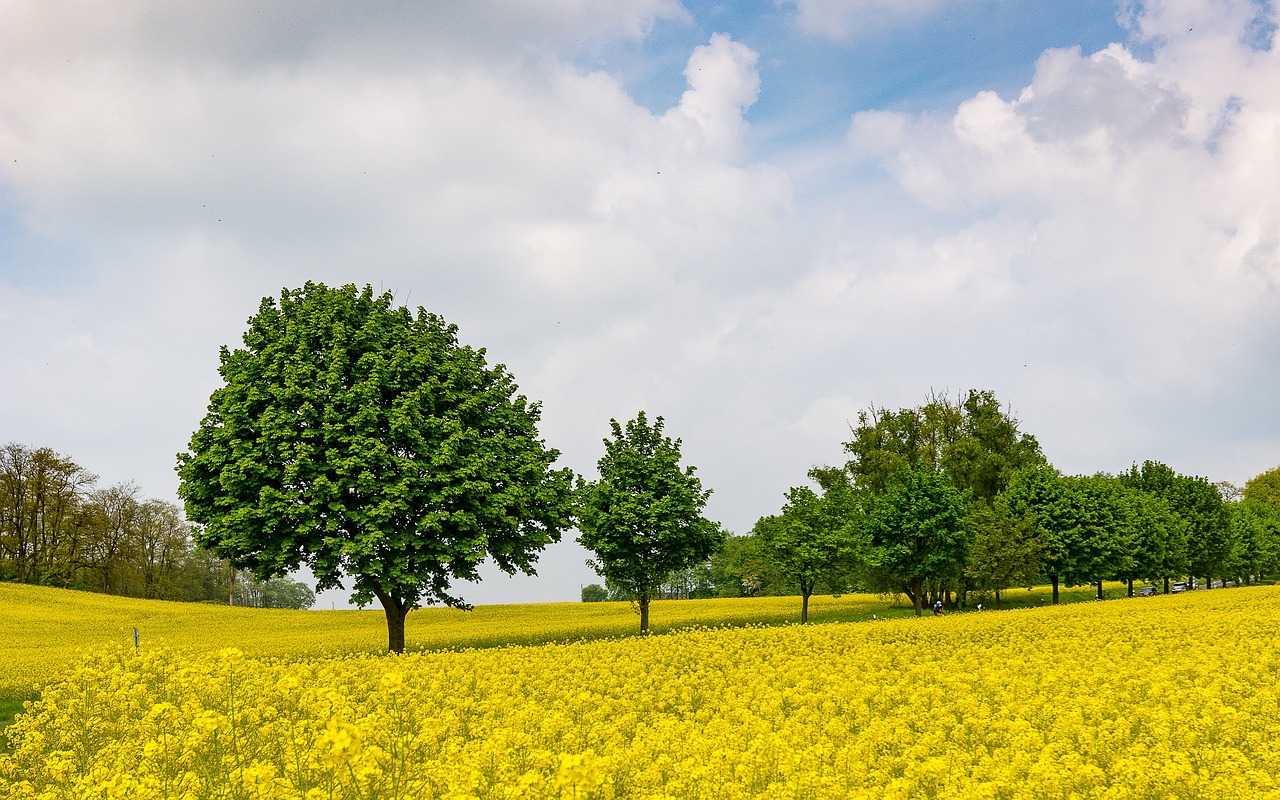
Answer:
[1127, 579, 1133, 598]
[994, 588, 1001, 610]
[373, 587, 410, 654]
[1096, 580, 1103, 600]
[801, 581, 812, 624]
[1164, 576, 1170, 594]
[639, 594, 651, 634]
[911, 578, 924, 617]
[1051, 575, 1059, 604]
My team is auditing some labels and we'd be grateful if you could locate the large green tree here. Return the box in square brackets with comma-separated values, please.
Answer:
[753, 481, 862, 623]
[575, 412, 724, 633]
[177, 283, 574, 652]
[862, 465, 970, 616]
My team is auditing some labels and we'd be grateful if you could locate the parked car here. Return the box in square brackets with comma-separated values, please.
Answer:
[1171, 582, 1189, 593]
[1137, 586, 1157, 597]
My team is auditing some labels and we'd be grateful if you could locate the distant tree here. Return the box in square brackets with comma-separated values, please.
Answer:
[133, 499, 194, 600]
[1244, 465, 1280, 510]
[84, 483, 143, 595]
[707, 534, 760, 597]
[0, 443, 97, 585]
[1117, 462, 1191, 592]
[1228, 501, 1280, 583]
[1115, 487, 1186, 596]
[862, 465, 970, 616]
[964, 499, 1042, 609]
[1121, 462, 1233, 589]
[576, 412, 724, 633]
[235, 575, 316, 609]
[753, 481, 863, 622]
[659, 563, 716, 599]
[580, 583, 609, 603]
[178, 283, 574, 653]
[1004, 467, 1087, 604]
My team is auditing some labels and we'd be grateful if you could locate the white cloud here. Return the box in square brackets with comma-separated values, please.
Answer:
[837, 0, 1280, 476]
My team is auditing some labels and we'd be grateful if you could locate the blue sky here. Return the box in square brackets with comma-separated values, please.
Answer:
[1, 0, 1277, 607]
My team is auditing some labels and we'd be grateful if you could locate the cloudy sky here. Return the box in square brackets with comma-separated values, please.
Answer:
[3, 0, 1278, 607]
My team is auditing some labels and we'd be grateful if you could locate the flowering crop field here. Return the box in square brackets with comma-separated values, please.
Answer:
[0, 583, 904, 702]
[4, 586, 1280, 799]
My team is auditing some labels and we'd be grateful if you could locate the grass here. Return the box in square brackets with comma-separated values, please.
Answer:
[0, 698, 30, 753]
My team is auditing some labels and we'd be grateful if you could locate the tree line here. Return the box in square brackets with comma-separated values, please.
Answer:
[691, 391, 1280, 618]
[0, 442, 315, 608]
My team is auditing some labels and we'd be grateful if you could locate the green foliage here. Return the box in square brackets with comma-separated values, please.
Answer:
[753, 480, 864, 622]
[1244, 465, 1280, 510]
[862, 465, 971, 616]
[705, 534, 786, 597]
[1229, 500, 1280, 581]
[1113, 479, 1187, 587]
[1119, 461, 1232, 584]
[964, 499, 1043, 608]
[1003, 468, 1131, 597]
[843, 389, 1044, 501]
[177, 283, 573, 651]
[580, 583, 609, 603]
[575, 412, 724, 632]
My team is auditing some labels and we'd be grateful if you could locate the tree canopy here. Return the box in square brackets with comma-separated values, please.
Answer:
[1245, 465, 1280, 510]
[843, 389, 1044, 501]
[177, 283, 573, 652]
[575, 412, 723, 633]
[863, 465, 971, 616]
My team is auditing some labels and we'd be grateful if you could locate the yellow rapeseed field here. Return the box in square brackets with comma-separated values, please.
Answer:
[4, 585, 1279, 799]
[0, 583, 898, 701]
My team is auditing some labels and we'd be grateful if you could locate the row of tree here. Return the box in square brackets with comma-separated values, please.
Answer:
[0, 442, 315, 608]
[735, 391, 1280, 618]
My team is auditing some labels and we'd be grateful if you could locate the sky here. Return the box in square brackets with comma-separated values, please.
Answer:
[2, 0, 1278, 609]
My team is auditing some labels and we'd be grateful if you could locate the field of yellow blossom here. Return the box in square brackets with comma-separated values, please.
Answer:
[0, 582, 917, 702]
[4, 584, 1279, 799]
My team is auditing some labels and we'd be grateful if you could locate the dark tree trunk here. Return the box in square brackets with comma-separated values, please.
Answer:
[1051, 575, 1059, 604]
[1096, 580, 1103, 600]
[639, 594, 651, 634]
[1127, 579, 1134, 598]
[373, 586, 410, 654]
[801, 580, 813, 624]
[1164, 576, 1170, 594]
[994, 588, 1001, 610]
[910, 578, 924, 617]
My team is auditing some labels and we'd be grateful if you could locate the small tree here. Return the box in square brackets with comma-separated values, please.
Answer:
[576, 412, 724, 633]
[178, 283, 574, 652]
[580, 583, 609, 603]
[754, 482, 862, 622]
